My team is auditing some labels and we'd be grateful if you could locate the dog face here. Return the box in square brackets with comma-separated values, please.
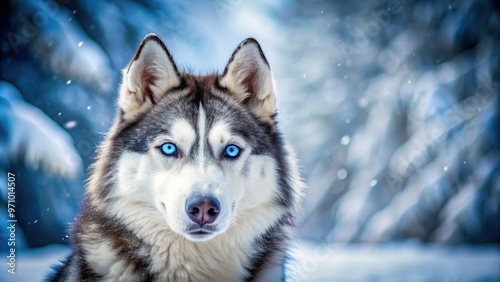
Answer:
[108, 34, 284, 242]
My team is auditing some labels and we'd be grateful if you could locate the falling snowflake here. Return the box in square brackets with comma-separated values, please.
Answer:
[64, 120, 77, 129]
[337, 169, 348, 180]
[340, 135, 351, 145]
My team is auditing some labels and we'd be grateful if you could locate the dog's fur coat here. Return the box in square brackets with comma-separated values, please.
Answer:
[49, 34, 304, 282]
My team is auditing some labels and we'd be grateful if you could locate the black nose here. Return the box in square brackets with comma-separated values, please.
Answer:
[185, 196, 220, 227]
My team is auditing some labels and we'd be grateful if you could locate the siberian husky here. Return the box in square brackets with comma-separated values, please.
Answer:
[49, 34, 304, 281]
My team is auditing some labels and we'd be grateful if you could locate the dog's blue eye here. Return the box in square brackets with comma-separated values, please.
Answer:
[224, 145, 240, 158]
[161, 143, 177, 156]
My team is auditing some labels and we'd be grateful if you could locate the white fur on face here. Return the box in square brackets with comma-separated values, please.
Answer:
[113, 110, 282, 243]
[198, 103, 206, 171]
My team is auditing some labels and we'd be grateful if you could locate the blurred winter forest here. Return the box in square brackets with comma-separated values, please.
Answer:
[1, 0, 499, 276]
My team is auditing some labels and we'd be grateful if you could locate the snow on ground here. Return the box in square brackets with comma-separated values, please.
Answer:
[291, 241, 500, 281]
[1, 244, 70, 282]
[1, 242, 499, 281]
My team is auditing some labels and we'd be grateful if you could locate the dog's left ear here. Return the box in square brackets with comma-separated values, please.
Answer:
[219, 38, 276, 123]
[118, 34, 181, 121]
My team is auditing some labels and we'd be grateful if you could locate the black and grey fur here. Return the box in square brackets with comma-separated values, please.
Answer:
[48, 34, 303, 282]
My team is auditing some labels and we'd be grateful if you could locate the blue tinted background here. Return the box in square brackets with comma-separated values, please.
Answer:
[1, 0, 499, 280]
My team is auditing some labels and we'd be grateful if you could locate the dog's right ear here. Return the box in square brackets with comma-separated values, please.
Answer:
[118, 34, 181, 121]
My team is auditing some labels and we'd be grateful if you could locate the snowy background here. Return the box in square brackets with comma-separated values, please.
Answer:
[1, 0, 499, 281]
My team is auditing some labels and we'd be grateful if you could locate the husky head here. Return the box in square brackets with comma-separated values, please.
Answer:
[95, 34, 297, 242]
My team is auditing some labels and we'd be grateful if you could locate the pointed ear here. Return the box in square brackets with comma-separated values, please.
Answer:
[118, 34, 181, 121]
[219, 38, 276, 123]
